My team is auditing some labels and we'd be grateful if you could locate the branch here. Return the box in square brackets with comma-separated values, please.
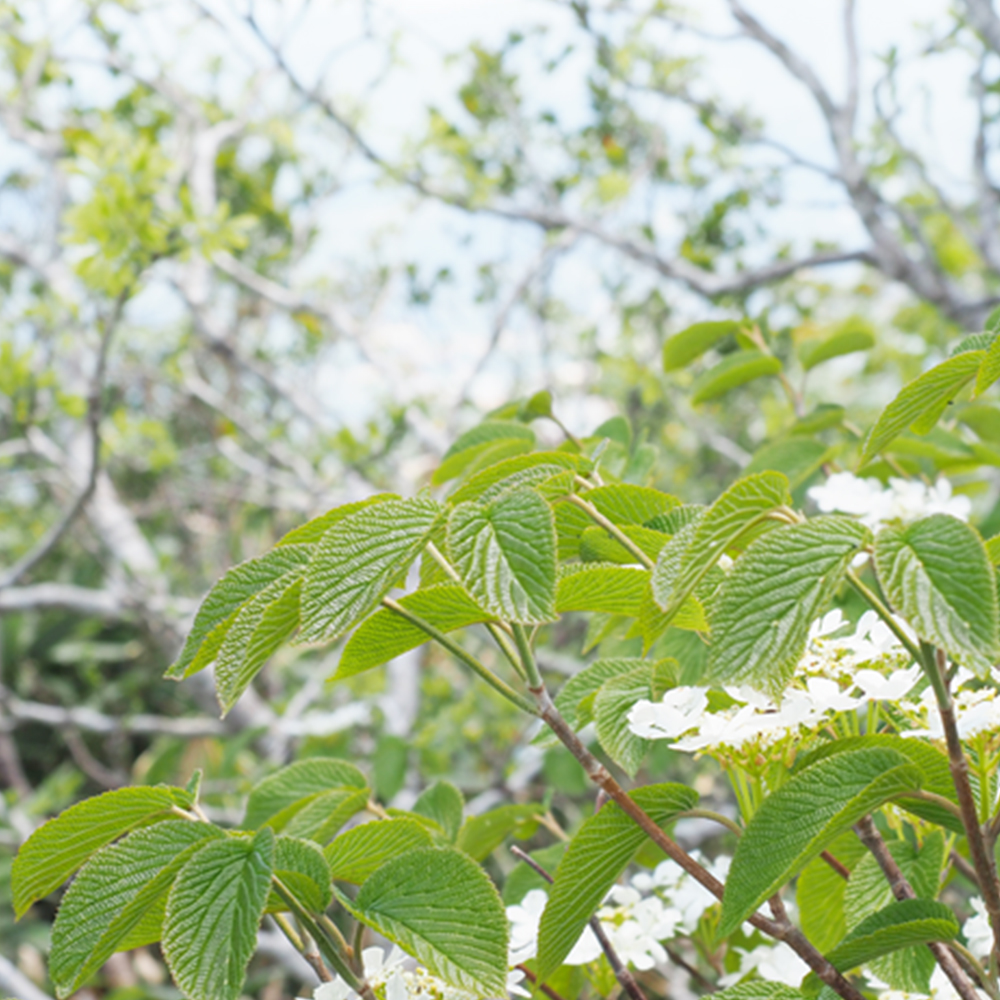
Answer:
[0, 583, 126, 618]
[964, 0, 1000, 55]
[0, 954, 55, 1000]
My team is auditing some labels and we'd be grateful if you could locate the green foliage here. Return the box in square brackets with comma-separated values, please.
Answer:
[413, 780, 465, 841]
[662, 320, 742, 371]
[242, 759, 368, 830]
[325, 819, 434, 884]
[690, 350, 782, 405]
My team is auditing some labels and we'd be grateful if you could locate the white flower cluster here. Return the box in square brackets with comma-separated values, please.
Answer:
[807, 472, 971, 531]
[868, 967, 989, 1000]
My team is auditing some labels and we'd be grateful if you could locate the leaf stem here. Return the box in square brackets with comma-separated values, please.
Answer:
[677, 808, 743, 838]
[511, 623, 543, 689]
[846, 569, 923, 665]
[566, 494, 655, 570]
[381, 598, 539, 715]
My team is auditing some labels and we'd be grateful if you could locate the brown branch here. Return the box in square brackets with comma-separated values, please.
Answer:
[821, 850, 851, 881]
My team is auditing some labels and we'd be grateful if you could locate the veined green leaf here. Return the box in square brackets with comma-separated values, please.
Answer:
[800, 899, 958, 997]
[276, 495, 397, 547]
[50, 821, 222, 997]
[555, 658, 650, 728]
[792, 404, 845, 435]
[266, 836, 332, 914]
[413, 781, 464, 843]
[976, 334, 1000, 396]
[690, 350, 782, 405]
[163, 828, 274, 1000]
[628, 583, 708, 649]
[653, 472, 790, 624]
[952, 331, 997, 356]
[282, 789, 368, 844]
[594, 667, 651, 777]
[861, 352, 984, 463]
[796, 830, 867, 953]
[799, 327, 874, 370]
[448, 488, 557, 624]
[663, 320, 741, 371]
[300, 497, 445, 643]
[556, 565, 649, 616]
[455, 804, 544, 862]
[448, 452, 589, 505]
[875, 515, 999, 675]
[712, 985, 805, 1000]
[167, 546, 312, 679]
[643, 504, 705, 535]
[579, 524, 668, 563]
[243, 759, 368, 831]
[433, 421, 536, 485]
[535, 783, 698, 980]
[337, 584, 493, 680]
[338, 847, 509, 997]
[743, 439, 833, 490]
[326, 819, 434, 885]
[987, 533, 1000, 566]
[718, 748, 923, 937]
[12, 785, 192, 918]
[707, 517, 870, 695]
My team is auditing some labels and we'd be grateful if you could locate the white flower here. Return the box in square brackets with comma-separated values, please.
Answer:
[506, 970, 531, 998]
[506, 889, 547, 965]
[718, 941, 810, 986]
[853, 665, 922, 702]
[964, 897, 992, 961]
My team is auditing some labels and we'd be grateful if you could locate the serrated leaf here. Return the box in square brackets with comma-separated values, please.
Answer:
[718, 748, 923, 937]
[861, 352, 984, 463]
[799, 328, 874, 370]
[713, 985, 805, 1000]
[282, 789, 368, 844]
[338, 847, 509, 997]
[50, 821, 223, 997]
[433, 421, 536, 485]
[163, 828, 274, 1000]
[12, 785, 192, 919]
[800, 899, 958, 997]
[643, 504, 705, 534]
[653, 472, 790, 626]
[976, 334, 1000, 396]
[413, 781, 464, 842]
[337, 584, 493, 679]
[579, 524, 668, 563]
[663, 320, 741, 371]
[266, 836, 332, 913]
[707, 516, 870, 695]
[555, 658, 649, 727]
[875, 515, 999, 675]
[556, 565, 649, 616]
[325, 819, 435, 884]
[594, 668, 651, 777]
[300, 497, 445, 643]
[690, 350, 782, 405]
[167, 546, 312, 679]
[455, 804, 544, 862]
[448, 489, 557, 623]
[793, 404, 846, 435]
[243, 759, 368, 830]
[535, 783, 698, 980]
[796, 830, 867, 954]
[448, 452, 589, 505]
[277, 495, 397, 547]
[987, 533, 1000, 566]
[627, 582, 708, 650]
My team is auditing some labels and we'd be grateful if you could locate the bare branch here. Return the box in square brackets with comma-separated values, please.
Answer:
[843, 0, 860, 133]
[0, 954, 55, 1000]
[963, 0, 1000, 54]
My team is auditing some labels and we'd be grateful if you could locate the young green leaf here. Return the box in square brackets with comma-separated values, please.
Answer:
[337, 584, 493, 679]
[413, 781, 465, 842]
[12, 785, 192, 918]
[50, 821, 223, 997]
[707, 516, 870, 695]
[799, 899, 958, 997]
[455, 804, 544, 862]
[663, 320, 741, 371]
[712, 985, 805, 1000]
[796, 831, 868, 953]
[447, 452, 588, 505]
[535, 783, 698, 981]
[433, 421, 536, 485]
[690, 350, 782, 405]
[325, 819, 434, 884]
[976, 334, 1000, 396]
[593, 667, 652, 777]
[276, 494, 398, 547]
[875, 514, 1000, 675]
[986, 533, 1000, 565]
[281, 789, 369, 844]
[448, 488, 557, 623]
[861, 351, 984, 463]
[242, 758, 368, 830]
[300, 496, 445, 643]
[267, 836, 332, 913]
[337, 846, 509, 997]
[742, 438, 834, 490]
[718, 747, 923, 937]
[579, 525, 668, 563]
[556, 565, 649, 616]
[799, 327, 874, 370]
[163, 828, 274, 1000]
[555, 657, 650, 728]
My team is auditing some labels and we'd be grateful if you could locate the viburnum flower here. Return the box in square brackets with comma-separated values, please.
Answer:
[718, 941, 811, 986]
[506, 888, 602, 967]
[963, 897, 992, 961]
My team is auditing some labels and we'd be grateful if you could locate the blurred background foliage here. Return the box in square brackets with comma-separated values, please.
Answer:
[3, 0, 1000, 997]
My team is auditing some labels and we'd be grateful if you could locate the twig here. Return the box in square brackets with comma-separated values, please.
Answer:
[821, 850, 851, 881]
[516, 965, 570, 1000]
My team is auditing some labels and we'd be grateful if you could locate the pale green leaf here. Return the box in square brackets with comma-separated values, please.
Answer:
[243, 759, 368, 830]
[861, 352, 984, 463]
[712, 985, 805, 1000]
[743, 439, 833, 489]
[338, 847, 509, 997]
[277, 495, 398, 547]
[455, 804, 544, 862]
[50, 821, 222, 997]
[875, 515, 999, 675]
[279, 789, 368, 844]
[12, 785, 192, 918]
[976, 333, 1000, 396]
[433, 421, 536, 485]
[579, 525, 668, 563]
[799, 328, 874, 370]
[663, 320, 741, 371]
[555, 658, 650, 728]
[447, 489, 557, 623]
[325, 819, 434, 884]
[163, 829, 274, 1000]
[337, 584, 492, 679]
[556, 565, 649, 616]
[690, 350, 782, 405]
[718, 748, 923, 937]
[300, 497, 445, 643]
[267, 836, 332, 913]
[536, 783, 698, 980]
[707, 517, 871, 695]
[594, 668, 651, 777]
[413, 781, 464, 842]
[986, 533, 1000, 566]
[796, 831, 867, 953]
[448, 452, 589, 505]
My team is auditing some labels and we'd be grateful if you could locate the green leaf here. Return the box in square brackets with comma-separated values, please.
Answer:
[861, 352, 984, 463]
[167, 546, 312, 679]
[594, 667, 651, 777]
[743, 439, 833, 490]
[520, 390, 553, 419]
[502, 844, 568, 905]
[976, 333, 1000, 396]
[50, 821, 223, 997]
[556, 565, 649, 616]
[433, 421, 536, 485]
[718, 748, 923, 937]
[800, 899, 958, 997]
[12, 785, 192, 919]
[337, 584, 493, 679]
[277, 495, 398, 547]
[663, 320, 741, 371]
[555, 658, 650, 728]
[792, 404, 846, 435]
[707, 516, 870, 695]
[579, 524, 668, 563]
[243, 759, 368, 830]
[653, 472, 790, 624]
[267, 836, 332, 913]
[300, 497, 445, 643]
[338, 847, 509, 997]
[448, 488, 557, 623]
[455, 804, 545, 862]
[796, 831, 867, 954]
[875, 515, 1000, 675]
[799, 328, 875, 370]
[535, 783, 698, 980]
[282, 789, 368, 844]
[987, 533, 1000, 566]
[712, 985, 806, 1000]
[447, 452, 588, 505]
[413, 781, 465, 842]
[163, 828, 274, 1000]
[690, 350, 782, 405]
[325, 819, 435, 884]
